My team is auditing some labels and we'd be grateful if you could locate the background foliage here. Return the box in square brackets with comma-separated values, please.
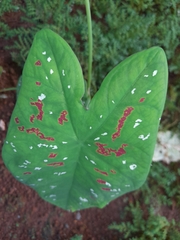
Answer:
[109, 162, 180, 239]
[0, 1, 179, 79]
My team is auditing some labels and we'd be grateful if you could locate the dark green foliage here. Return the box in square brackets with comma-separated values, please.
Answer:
[70, 235, 83, 240]
[148, 162, 180, 205]
[109, 162, 180, 239]
[0, 0, 19, 16]
[109, 202, 179, 240]
[1, 0, 180, 92]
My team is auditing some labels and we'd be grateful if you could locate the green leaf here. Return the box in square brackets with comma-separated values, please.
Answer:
[2, 29, 168, 211]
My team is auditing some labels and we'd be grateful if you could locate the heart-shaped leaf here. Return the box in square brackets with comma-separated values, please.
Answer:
[2, 29, 168, 211]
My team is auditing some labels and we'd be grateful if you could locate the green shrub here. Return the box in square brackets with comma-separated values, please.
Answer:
[109, 162, 180, 239]
[1, 0, 180, 89]
[109, 202, 180, 240]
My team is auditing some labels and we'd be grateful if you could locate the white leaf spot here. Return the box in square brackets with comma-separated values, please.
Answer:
[50, 195, 56, 198]
[90, 189, 98, 198]
[130, 164, 137, 170]
[79, 197, 88, 202]
[68, 85, 71, 89]
[136, 119, 142, 123]
[112, 100, 115, 104]
[42, 51, 46, 55]
[38, 93, 46, 101]
[29, 146, 33, 149]
[106, 182, 111, 187]
[19, 165, 26, 168]
[144, 74, 149, 77]
[46, 76, 48, 80]
[85, 156, 88, 160]
[13, 149, 17, 152]
[52, 145, 58, 150]
[100, 115, 103, 118]
[146, 90, 151, 94]
[131, 88, 136, 94]
[153, 70, 158, 76]
[88, 144, 91, 146]
[10, 142, 15, 148]
[90, 160, 96, 165]
[94, 137, 100, 141]
[50, 185, 56, 189]
[35, 167, 41, 170]
[44, 160, 48, 162]
[122, 160, 126, 164]
[138, 133, 150, 140]
[133, 123, 140, 128]
[25, 160, 31, 164]
[50, 69, 54, 74]
[101, 132, 108, 136]
[47, 57, 52, 62]
[89, 126, 92, 129]
[38, 178, 43, 181]
[62, 141, 67, 144]
[62, 70, 65, 76]
[63, 157, 68, 160]
[111, 189, 117, 192]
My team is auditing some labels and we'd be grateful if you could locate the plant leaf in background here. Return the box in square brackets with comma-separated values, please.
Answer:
[2, 29, 168, 211]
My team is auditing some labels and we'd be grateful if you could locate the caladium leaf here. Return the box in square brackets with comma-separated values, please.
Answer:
[2, 29, 168, 211]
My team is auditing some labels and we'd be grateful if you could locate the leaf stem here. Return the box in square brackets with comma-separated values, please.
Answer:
[85, 0, 93, 101]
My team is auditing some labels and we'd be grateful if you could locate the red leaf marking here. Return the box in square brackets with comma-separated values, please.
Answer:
[139, 97, 145, 102]
[18, 126, 25, 131]
[48, 153, 57, 158]
[23, 172, 31, 175]
[58, 110, 68, 125]
[26, 128, 54, 141]
[97, 179, 106, 184]
[95, 142, 127, 157]
[109, 144, 128, 157]
[112, 106, 134, 140]
[30, 114, 35, 123]
[15, 117, 19, 124]
[36, 81, 41, 86]
[110, 169, 116, 174]
[30, 99, 44, 121]
[47, 162, 64, 167]
[102, 187, 111, 191]
[35, 60, 42, 66]
[96, 143, 110, 156]
[94, 168, 108, 176]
